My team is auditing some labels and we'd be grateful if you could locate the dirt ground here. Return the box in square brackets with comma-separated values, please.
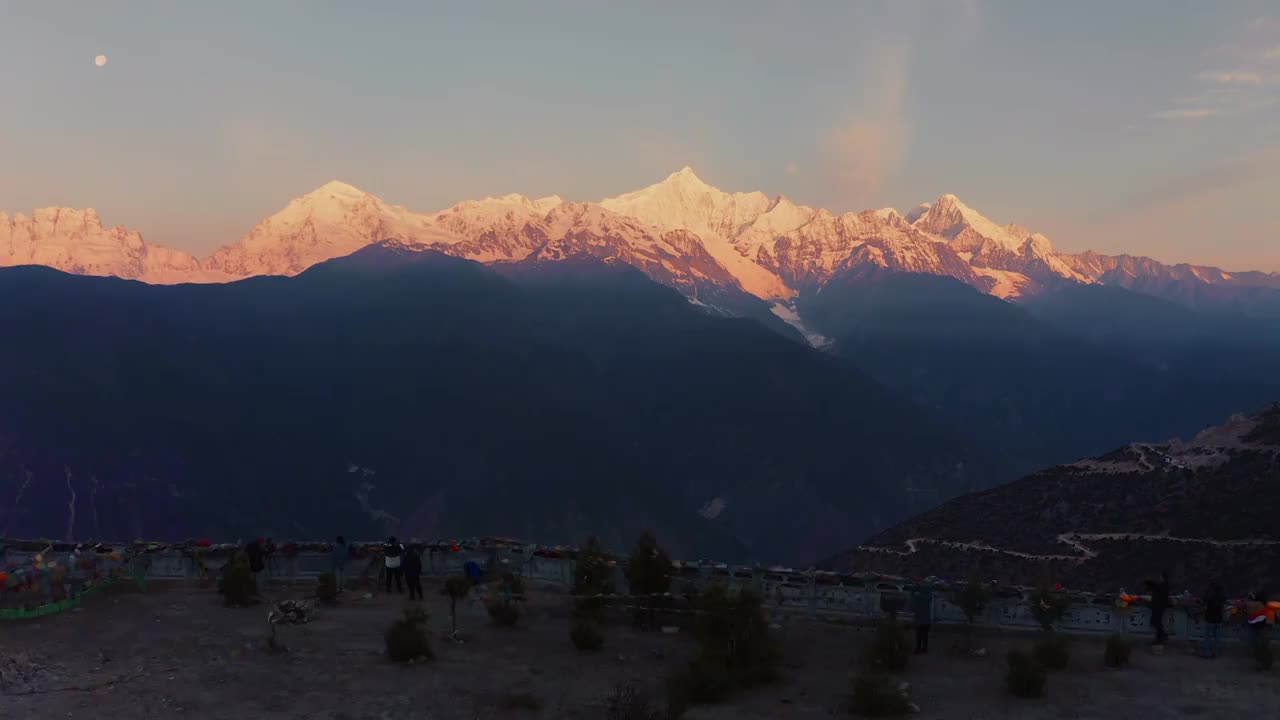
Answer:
[2, 579, 1277, 719]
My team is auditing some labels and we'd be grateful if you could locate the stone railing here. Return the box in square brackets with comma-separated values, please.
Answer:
[1, 540, 1250, 643]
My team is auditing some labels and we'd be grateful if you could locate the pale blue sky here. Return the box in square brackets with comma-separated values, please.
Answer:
[2, 1, 1277, 269]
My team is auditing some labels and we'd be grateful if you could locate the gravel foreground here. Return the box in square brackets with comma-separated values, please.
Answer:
[1, 579, 1276, 719]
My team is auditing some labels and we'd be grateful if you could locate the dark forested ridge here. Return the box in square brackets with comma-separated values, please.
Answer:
[802, 272, 1276, 475]
[0, 246, 1000, 564]
[4, 244, 1276, 569]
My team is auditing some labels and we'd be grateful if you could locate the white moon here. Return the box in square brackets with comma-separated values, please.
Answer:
[94, 54, 107, 68]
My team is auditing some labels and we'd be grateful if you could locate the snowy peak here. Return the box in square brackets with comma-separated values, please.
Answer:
[288, 180, 388, 215]
[1, 206, 209, 283]
[542, 201, 628, 236]
[746, 205, 951, 290]
[904, 203, 932, 224]
[600, 167, 771, 240]
[740, 195, 816, 241]
[1021, 233, 1054, 257]
[1006, 223, 1033, 240]
[10, 175, 1277, 317]
[29, 207, 106, 233]
[873, 207, 902, 224]
[912, 193, 1025, 253]
[433, 193, 561, 236]
[257, 181, 401, 236]
[765, 194, 795, 213]
[477, 193, 564, 213]
[906, 194, 1092, 289]
[529, 194, 564, 213]
[665, 165, 713, 190]
[522, 200, 750, 301]
[310, 179, 367, 198]
[203, 182, 453, 277]
[597, 167, 796, 299]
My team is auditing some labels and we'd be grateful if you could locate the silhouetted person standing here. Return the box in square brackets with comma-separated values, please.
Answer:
[383, 537, 404, 594]
[403, 544, 424, 600]
[245, 539, 266, 587]
[331, 535, 350, 591]
[1245, 589, 1272, 660]
[264, 537, 277, 580]
[1147, 569, 1171, 645]
[1201, 581, 1225, 658]
[911, 585, 935, 654]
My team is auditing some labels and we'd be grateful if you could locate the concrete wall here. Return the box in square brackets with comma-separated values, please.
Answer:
[3, 543, 1246, 643]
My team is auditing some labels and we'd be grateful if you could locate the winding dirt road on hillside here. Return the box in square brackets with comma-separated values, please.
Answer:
[859, 532, 1280, 564]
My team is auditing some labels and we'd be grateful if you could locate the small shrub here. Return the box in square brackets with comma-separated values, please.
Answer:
[879, 592, 906, 619]
[952, 573, 992, 650]
[444, 575, 471, 599]
[850, 670, 912, 716]
[1256, 637, 1274, 671]
[315, 572, 339, 606]
[678, 655, 733, 705]
[1033, 633, 1070, 670]
[866, 619, 910, 673]
[660, 586, 782, 710]
[574, 536, 614, 595]
[1006, 650, 1047, 698]
[626, 530, 676, 627]
[678, 579, 701, 601]
[604, 681, 663, 720]
[570, 618, 604, 651]
[483, 553, 503, 583]
[221, 557, 258, 607]
[487, 599, 520, 627]
[1104, 633, 1131, 667]
[497, 689, 542, 711]
[952, 577, 991, 623]
[501, 571, 525, 598]
[385, 605, 432, 662]
[693, 586, 782, 688]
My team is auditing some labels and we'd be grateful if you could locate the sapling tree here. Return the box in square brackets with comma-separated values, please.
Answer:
[624, 530, 675, 629]
[952, 571, 992, 651]
[443, 575, 470, 643]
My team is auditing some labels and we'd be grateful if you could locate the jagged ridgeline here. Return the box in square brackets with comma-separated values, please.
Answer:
[6, 169, 1280, 310]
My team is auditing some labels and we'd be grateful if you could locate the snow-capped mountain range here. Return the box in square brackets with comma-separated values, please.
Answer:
[5, 168, 1278, 334]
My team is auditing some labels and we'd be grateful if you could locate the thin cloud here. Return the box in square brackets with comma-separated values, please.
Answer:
[1061, 147, 1280, 271]
[785, 163, 799, 176]
[1095, 146, 1278, 220]
[1197, 70, 1264, 85]
[826, 41, 912, 208]
[1205, 16, 1280, 62]
[1156, 18, 1279, 122]
[1150, 108, 1219, 119]
[821, 1, 982, 209]
[1174, 86, 1243, 106]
